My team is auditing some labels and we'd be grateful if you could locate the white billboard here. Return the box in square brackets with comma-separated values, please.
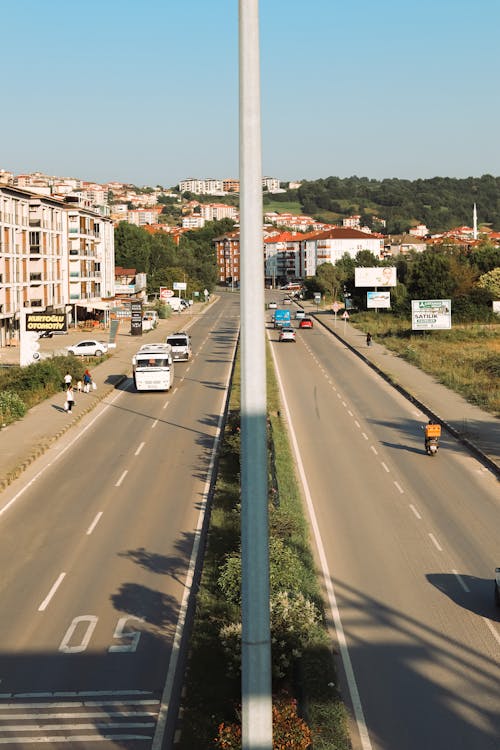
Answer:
[355, 267, 397, 287]
[411, 300, 451, 330]
[173, 281, 187, 291]
[367, 291, 391, 309]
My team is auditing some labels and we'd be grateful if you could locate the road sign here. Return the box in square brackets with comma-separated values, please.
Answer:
[342, 311, 349, 319]
[332, 302, 341, 313]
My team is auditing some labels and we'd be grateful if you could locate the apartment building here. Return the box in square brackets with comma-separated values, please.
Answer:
[0, 186, 115, 346]
[178, 178, 225, 196]
[214, 232, 240, 286]
[264, 232, 304, 283]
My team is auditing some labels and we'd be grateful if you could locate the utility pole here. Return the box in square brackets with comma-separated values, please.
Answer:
[239, 1, 273, 749]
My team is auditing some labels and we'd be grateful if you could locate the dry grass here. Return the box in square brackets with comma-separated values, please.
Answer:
[351, 315, 500, 416]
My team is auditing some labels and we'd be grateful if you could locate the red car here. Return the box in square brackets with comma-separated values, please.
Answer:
[299, 317, 313, 329]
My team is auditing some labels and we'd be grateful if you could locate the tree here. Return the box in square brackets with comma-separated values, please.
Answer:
[477, 268, 500, 298]
[407, 250, 458, 299]
[316, 263, 345, 301]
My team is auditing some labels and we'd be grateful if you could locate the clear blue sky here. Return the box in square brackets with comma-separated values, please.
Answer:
[2, 0, 499, 188]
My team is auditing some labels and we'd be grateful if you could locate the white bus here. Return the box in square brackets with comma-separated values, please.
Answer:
[132, 343, 174, 391]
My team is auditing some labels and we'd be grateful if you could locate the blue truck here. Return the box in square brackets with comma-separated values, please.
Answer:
[272, 308, 291, 328]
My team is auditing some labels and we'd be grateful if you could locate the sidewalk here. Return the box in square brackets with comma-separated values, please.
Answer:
[0, 302, 213, 492]
[302, 303, 500, 478]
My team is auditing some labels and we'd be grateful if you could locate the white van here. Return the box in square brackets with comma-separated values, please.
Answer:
[166, 331, 192, 361]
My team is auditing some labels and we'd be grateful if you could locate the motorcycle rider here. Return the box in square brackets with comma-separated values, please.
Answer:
[424, 418, 441, 452]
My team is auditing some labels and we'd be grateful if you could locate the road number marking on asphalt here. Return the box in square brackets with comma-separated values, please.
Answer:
[108, 617, 144, 653]
[58, 616, 143, 654]
[59, 615, 98, 653]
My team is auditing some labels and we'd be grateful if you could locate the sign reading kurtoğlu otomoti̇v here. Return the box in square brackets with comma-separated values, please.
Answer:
[411, 300, 451, 330]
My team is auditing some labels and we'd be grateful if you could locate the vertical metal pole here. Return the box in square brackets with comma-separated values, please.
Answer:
[239, 1, 273, 749]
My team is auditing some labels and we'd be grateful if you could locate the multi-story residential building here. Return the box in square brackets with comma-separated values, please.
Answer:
[64, 195, 115, 319]
[0, 185, 67, 346]
[126, 207, 162, 226]
[182, 215, 206, 229]
[313, 227, 383, 270]
[214, 231, 240, 287]
[223, 179, 240, 193]
[114, 267, 147, 302]
[262, 177, 281, 193]
[178, 178, 225, 196]
[0, 186, 115, 346]
[199, 203, 238, 221]
[264, 231, 304, 284]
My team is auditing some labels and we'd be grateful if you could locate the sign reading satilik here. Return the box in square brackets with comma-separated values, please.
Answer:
[411, 300, 451, 330]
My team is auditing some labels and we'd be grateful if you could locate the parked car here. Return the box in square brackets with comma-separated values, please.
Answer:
[268, 301, 278, 309]
[283, 297, 292, 304]
[66, 339, 108, 357]
[299, 317, 314, 329]
[295, 310, 306, 320]
[279, 327, 296, 343]
[39, 330, 68, 338]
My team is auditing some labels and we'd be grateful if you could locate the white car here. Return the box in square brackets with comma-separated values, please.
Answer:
[66, 339, 109, 357]
[279, 327, 296, 343]
[268, 301, 278, 309]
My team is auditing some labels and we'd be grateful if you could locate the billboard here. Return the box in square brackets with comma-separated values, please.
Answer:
[130, 300, 143, 336]
[367, 291, 391, 309]
[26, 312, 67, 333]
[159, 287, 174, 300]
[355, 267, 397, 287]
[173, 281, 187, 291]
[411, 300, 451, 330]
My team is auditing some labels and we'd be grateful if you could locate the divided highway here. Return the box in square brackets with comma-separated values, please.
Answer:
[269, 306, 499, 750]
[0, 293, 240, 748]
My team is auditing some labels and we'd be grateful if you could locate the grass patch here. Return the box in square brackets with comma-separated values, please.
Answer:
[350, 313, 500, 416]
[179, 349, 350, 748]
[263, 200, 303, 215]
[0, 355, 108, 425]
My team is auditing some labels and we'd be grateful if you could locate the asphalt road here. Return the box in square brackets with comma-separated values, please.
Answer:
[269, 310, 499, 750]
[0, 294, 240, 749]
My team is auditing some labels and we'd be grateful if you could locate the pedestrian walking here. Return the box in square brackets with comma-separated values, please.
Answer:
[83, 369, 92, 393]
[76, 380, 83, 393]
[64, 385, 75, 413]
[366, 332, 372, 347]
[64, 371, 72, 389]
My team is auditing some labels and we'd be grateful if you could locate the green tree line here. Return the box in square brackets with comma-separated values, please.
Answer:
[114, 218, 235, 296]
[268, 175, 500, 234]
[307, 241, 500, 321]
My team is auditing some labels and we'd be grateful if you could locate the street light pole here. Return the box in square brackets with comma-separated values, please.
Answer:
[239, 1, 273, 748]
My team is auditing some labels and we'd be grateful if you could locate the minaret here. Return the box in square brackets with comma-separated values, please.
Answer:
[473, 203, 478, 240]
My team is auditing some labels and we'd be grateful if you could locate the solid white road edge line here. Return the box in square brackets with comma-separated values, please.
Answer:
[268, 336, 373, 750]
[151, 324, 238, 750]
